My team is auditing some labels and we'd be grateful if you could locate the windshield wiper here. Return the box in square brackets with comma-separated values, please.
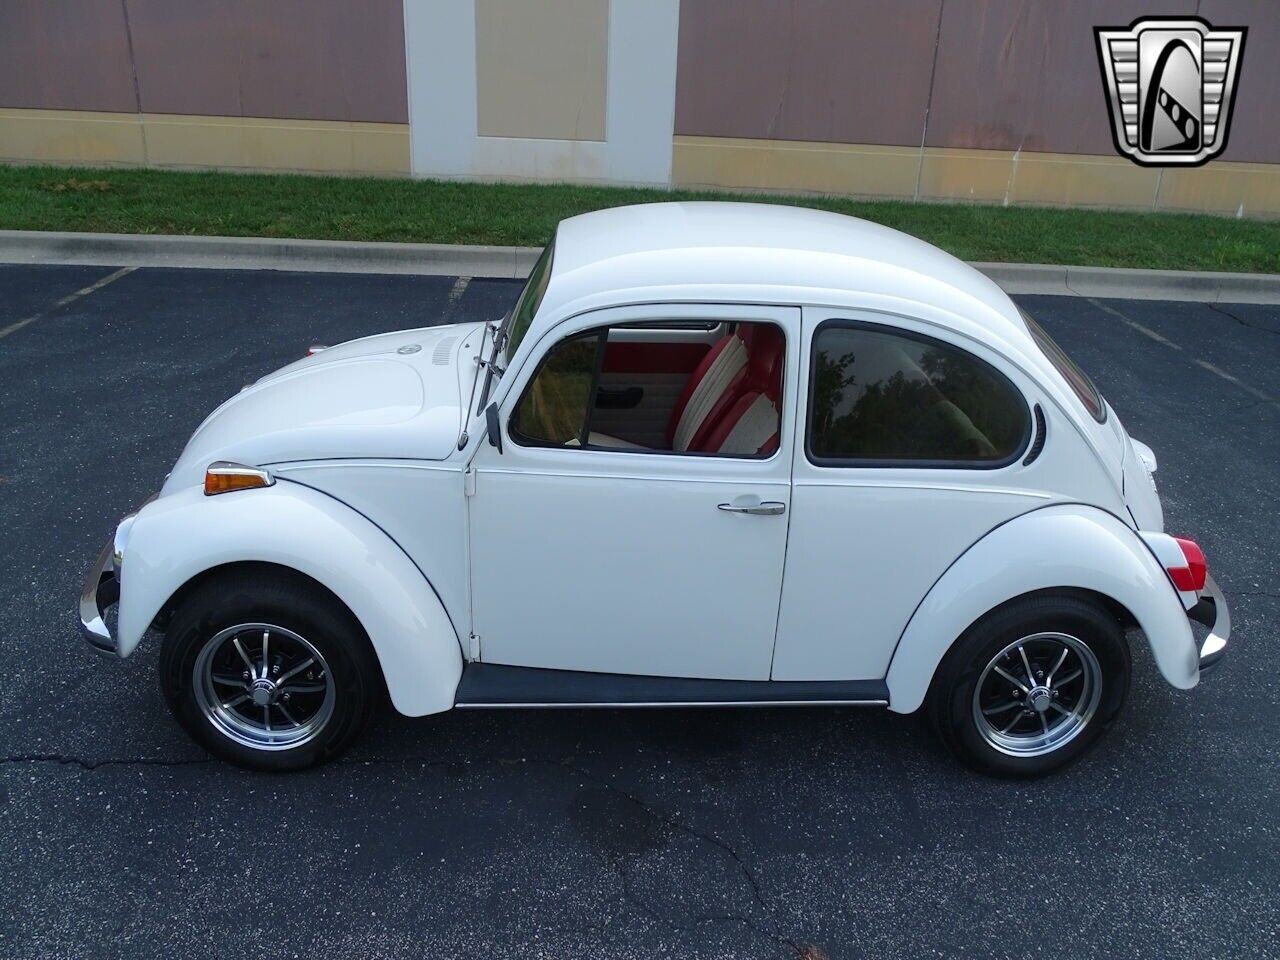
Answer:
[475, 314, 509, 416]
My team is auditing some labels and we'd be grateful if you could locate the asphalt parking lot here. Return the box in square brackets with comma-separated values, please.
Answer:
[1, 262, 1277, 959]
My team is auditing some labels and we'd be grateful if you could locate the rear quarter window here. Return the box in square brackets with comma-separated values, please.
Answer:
[807, 320, 1030, 467]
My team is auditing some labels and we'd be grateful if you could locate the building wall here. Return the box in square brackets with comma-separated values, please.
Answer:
[0, 0, 1277, 215]
[0, 0, 410, 174]
[403, 0, 680, 186]
[672, 0, 1280, 215]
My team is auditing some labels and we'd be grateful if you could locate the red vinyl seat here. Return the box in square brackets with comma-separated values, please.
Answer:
[666, 324, 783, 456]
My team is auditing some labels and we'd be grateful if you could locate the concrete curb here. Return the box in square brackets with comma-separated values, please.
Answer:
[0, 230, 541, 279]
[973, 261, 1280, 304]
[2, 229, 1279, 304]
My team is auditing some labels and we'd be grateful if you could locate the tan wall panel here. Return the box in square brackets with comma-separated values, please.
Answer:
[916, 148, 1014, 203]
[920, 147, 1164, 209]
[475, 0, 608, 141]
[670, 136, 1280, 216]
[1011, 154, 1160, 210]
[672, 136, 918, 198]
[1157, 162, 1280, 215]
[0, 109, 409, 176]
[0, 109, 145, 165]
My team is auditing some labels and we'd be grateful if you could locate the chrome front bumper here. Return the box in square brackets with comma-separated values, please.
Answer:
[79, 537, 121, 655]
[78, 512, 138, 656]
[1188, 573, 1230, 678]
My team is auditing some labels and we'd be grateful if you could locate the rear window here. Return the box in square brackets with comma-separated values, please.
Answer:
[1020, 309, 1106, 423]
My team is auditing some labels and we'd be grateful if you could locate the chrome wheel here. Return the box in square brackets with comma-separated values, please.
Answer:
[192, 623, 336, 751]
[972, 632, 1102, 758]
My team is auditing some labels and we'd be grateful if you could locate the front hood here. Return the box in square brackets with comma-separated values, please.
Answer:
[163, 323, 483, 492]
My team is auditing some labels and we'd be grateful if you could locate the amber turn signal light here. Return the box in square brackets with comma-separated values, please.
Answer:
[204, 461, 275, 496]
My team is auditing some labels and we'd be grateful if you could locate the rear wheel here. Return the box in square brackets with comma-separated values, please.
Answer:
[159, 569, 381, 771]
[927, 594, 1130, 778]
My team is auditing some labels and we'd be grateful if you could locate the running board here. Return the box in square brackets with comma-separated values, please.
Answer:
[453, 663, 889, 709]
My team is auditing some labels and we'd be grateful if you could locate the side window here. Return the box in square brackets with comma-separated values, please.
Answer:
[509, 320, 786, 458]
[510, 332, 603, 447]
[807, 321, 1029, 467]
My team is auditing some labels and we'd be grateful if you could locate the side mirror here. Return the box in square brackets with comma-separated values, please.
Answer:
[485, 402, 504, 454]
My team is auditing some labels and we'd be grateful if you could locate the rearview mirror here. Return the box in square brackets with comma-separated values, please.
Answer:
[485, 402, 504, 454]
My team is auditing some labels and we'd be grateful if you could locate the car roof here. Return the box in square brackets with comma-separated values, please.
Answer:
[516, 202, 1118, 476]
[539, 202, 1027, 344]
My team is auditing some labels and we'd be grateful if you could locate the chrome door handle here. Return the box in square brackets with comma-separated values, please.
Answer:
[717, 501, 786, 516]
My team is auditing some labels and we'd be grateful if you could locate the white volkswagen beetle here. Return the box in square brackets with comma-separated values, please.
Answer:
[80, 203, 1229, 777]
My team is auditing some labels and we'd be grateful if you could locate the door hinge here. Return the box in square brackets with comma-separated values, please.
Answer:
[464, 465, 476, 497]
[468, 633, 482, 660]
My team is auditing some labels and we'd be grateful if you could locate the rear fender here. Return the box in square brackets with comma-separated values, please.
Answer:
[117, 481, 463, 716]
[885, 504, 1197, 714]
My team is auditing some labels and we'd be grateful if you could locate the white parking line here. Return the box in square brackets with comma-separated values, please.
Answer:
[447, 275, 471, 307]
[1087, 296, 1277, 408]
[1191, 358, 1275, 404]
[0, 266, 136, 341]
[1087, 297, 1183, 351]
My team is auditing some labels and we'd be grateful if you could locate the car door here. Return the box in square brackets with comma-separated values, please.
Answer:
[772, 307, 1046, 681]
[467, 303, 800, 680]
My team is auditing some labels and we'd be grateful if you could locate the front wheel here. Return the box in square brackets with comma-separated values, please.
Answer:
[159, 568, 382, 771]
[926, 594, 1130, 778]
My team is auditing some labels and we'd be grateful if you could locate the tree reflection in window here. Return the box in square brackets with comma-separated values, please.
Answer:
[810, 325, 1027, 464]
[511, 332, 602, 446]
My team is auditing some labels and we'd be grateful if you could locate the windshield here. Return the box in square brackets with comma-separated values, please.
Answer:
[1020, 308, 1107, 423]
[475, 237, 554, 415]
[503, 238, 555, 363]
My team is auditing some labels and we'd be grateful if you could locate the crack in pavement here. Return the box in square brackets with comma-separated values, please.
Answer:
[0, 754, 214, 771]
[0, 748, 818, 955]
[1206, 301, 1280, 338]
[613, 861, 801, 959]
[562, 760, 809, 959]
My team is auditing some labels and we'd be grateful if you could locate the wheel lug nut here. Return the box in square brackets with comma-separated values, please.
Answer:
[283, 692, 291, 701]
[242, 671, 250, 680]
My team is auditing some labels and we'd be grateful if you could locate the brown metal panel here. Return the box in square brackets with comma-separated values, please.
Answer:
[924, 0, 1198, 155]
[0, 0, 138, 112]
[126, 0, 408, 123]
[1200, 0, 1279, 163]
[675, 0, 943, 147]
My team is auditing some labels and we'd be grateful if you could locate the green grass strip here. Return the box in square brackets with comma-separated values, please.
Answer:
[2, 165, 1277, 274]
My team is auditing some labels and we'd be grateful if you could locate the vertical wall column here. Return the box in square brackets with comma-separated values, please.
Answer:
[403, 0, 680, 186]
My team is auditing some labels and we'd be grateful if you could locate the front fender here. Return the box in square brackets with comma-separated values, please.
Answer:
[117, 481, 462, 717]
[885, 504, 1197, 714]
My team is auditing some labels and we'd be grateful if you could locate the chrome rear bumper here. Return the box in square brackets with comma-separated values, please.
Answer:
[1188, 573, 1230, 678]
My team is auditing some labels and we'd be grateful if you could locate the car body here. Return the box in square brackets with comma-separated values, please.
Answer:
[80, 202, 1229, 775]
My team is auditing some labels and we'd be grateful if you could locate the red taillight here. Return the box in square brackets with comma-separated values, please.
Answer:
[1167, 537, 1207, 593]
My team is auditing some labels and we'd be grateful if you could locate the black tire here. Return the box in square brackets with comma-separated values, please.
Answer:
[926, 593, 1130, 778]
[159, 567, 382, 771]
